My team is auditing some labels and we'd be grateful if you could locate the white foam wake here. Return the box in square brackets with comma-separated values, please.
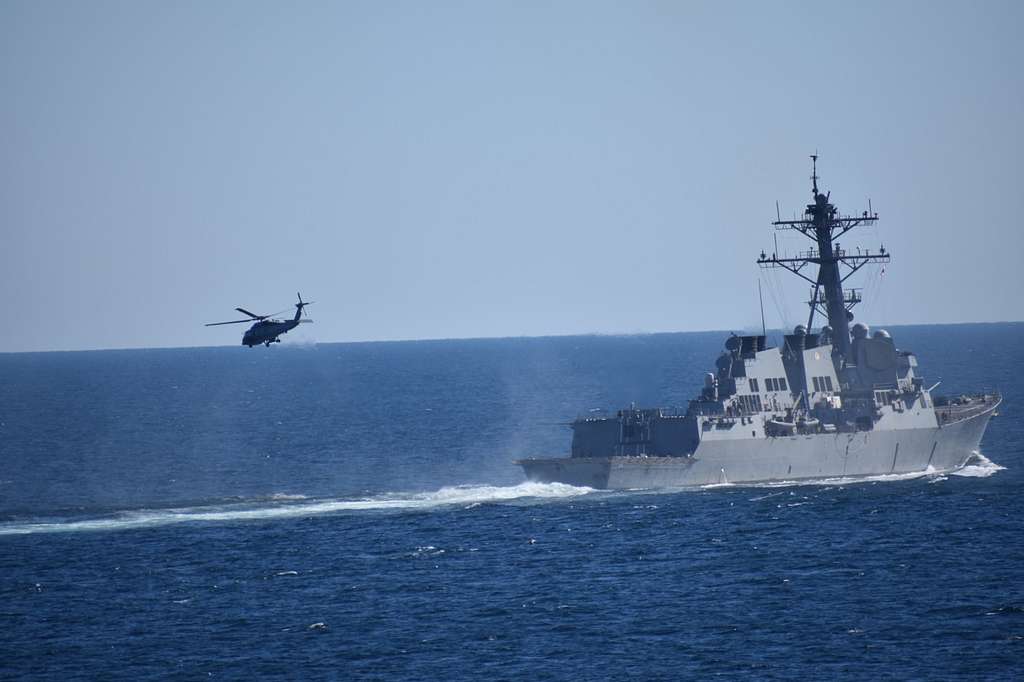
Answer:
[710, 459, 1004, 491]
[951, 451, 1005, 478]
[0, 482, 593, 536]
[705, 468, 940, 491]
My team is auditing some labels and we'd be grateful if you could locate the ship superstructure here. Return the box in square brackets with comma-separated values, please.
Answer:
[517, 159, 1000, 488]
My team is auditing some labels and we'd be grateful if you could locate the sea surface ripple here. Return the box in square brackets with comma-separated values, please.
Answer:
[1, 324, 1021, 679]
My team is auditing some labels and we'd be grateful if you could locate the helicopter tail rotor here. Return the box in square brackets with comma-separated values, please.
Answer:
[293, 292, 315, 321]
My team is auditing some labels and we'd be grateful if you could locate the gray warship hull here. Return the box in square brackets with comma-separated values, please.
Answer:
[519, 400, 998, 489]
[518, 160, 1004, 490]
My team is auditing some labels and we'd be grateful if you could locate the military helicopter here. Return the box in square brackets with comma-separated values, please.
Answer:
[206, 293, 314, 347]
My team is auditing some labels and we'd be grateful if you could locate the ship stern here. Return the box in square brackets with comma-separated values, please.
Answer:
[517, 457, 612, 489]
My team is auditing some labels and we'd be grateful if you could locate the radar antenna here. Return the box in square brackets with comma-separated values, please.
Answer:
[810, 153, 819, 195]
[757, 155, 889, 358]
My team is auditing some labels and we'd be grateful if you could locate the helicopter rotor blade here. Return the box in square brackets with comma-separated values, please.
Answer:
[265, 307, 292, 318]
[235, 307, 266, 320]
[205, 319, 254, 327]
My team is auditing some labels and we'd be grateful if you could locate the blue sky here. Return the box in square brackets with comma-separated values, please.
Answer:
[2, 1, 1022, 351]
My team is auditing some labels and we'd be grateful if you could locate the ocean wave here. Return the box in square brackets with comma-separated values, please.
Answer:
[0, 482, 593, 537]
[268, 493, 309, 501]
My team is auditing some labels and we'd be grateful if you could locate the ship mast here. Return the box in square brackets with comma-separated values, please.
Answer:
[757, 156, 889, 358]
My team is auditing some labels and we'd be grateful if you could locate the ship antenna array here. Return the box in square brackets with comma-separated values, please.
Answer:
[756, 155, 890, 357]
[758, 279, 767, 337]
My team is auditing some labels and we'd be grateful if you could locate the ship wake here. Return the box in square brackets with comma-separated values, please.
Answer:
[701, 452, 1003, 490]
[0, 482, 594, 536]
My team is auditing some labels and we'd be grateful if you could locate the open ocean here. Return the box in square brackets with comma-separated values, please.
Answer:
[1, 323, 1021, 680]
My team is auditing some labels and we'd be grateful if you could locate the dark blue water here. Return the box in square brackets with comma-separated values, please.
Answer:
[1, 324, 1021, 679]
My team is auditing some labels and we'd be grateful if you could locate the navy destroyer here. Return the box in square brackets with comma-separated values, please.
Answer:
[518, 158, 1001, 488]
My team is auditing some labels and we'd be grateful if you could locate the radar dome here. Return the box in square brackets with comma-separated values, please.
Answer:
[873, 329, 891, 339]
[821, 325, 833, 336]
[851, 323, 869, 339]
[793, 325, 807, 336]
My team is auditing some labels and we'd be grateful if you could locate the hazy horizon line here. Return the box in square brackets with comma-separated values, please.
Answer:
[3, 318, 1021, 355]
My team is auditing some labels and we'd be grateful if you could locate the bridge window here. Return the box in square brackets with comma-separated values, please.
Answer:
[736, 394, 763, 413]
[749, 378, 759, 393]
[778, 377, 788, 392]
[811, 376, 834, 392]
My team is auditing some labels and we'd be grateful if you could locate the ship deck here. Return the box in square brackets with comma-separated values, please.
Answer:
[936, 394, 1001, 425]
